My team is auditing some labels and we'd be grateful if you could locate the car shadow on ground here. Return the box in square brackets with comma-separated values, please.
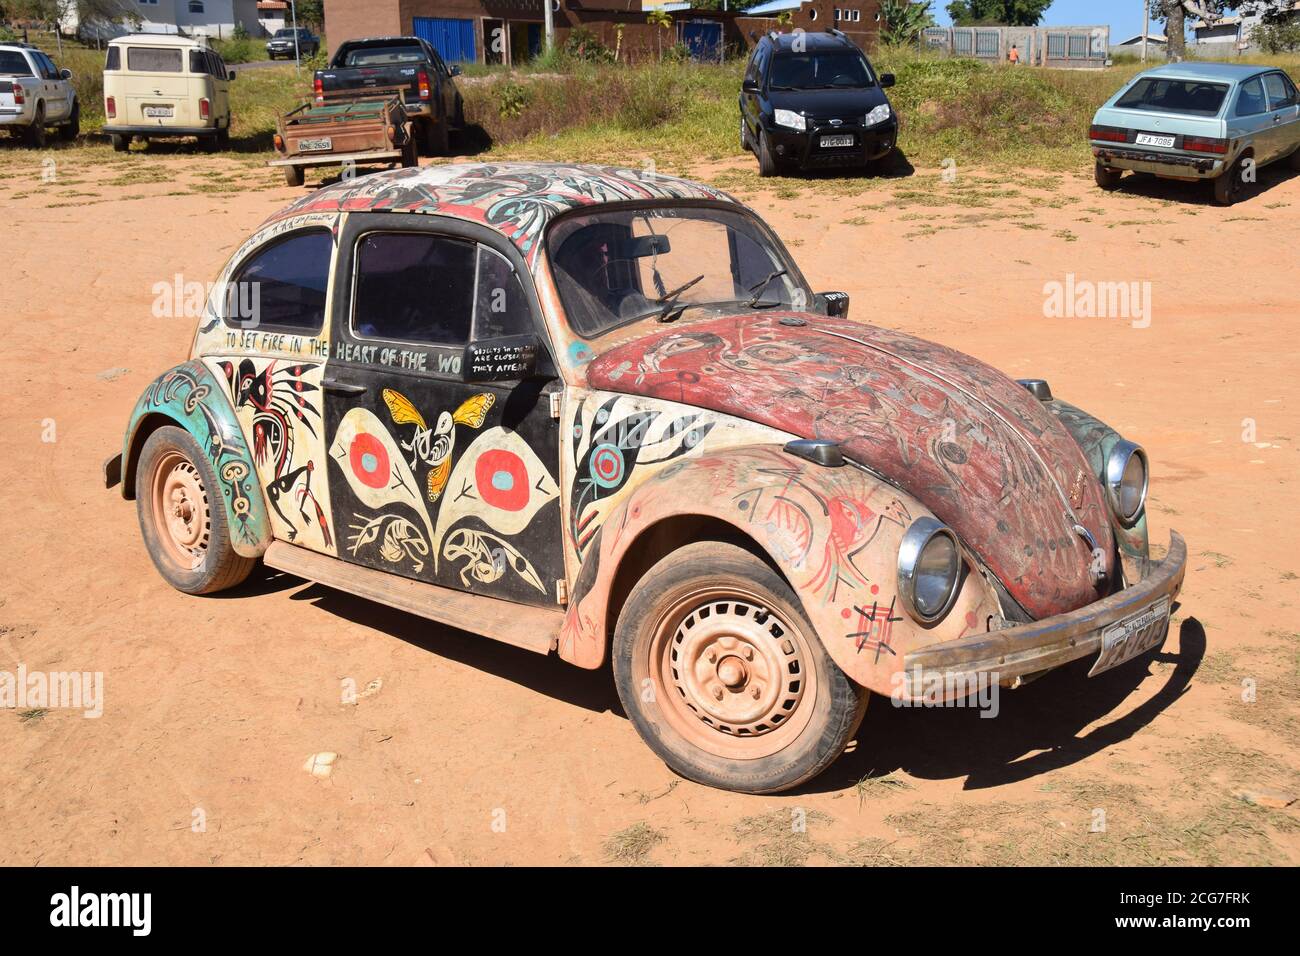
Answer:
[1106, 159, 1299, 206]
[804, 614, 1208, 795]
[246, 567, 620, 715]
[775, 145, 916, 182]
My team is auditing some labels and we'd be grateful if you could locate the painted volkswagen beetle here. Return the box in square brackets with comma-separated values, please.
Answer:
[106, 163, 1186, 794]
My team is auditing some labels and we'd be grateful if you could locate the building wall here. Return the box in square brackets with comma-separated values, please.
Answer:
[324, 0, 404, 56]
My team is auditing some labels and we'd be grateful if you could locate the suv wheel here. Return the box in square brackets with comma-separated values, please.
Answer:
[756, 130, 780, 177]
[25, 105, 45, 148]
[740, 116, 750, 153]
[59, 101, 79, 141]
[613, 541, 868, 794]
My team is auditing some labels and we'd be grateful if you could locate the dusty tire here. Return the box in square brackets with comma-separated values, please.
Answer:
[1213, 155, 1247, 206]
[400, 140, 418, 168]
[284, 164, 305, 187]
[59, 101, 79, 141]
[613, 541, 867, 794]
[756, 130, 779, 177]
[1094, 162, 1122, 190]
[25, 106, 45, 148]
[216, 125, 230, 150]
[110, 132, 129, 152]
[421, 117, 449, 157]
[740, 116, 750, 153]
[135, 425, 255, 595]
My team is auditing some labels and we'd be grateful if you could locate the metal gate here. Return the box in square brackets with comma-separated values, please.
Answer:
[412, 16, 476, 64]
[681, 21, 722, 63]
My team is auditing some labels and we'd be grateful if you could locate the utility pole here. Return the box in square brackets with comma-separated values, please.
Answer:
[1141, 0, 1149, 62]
[544, 0, 554, 52]
[291, 0, 301, 75]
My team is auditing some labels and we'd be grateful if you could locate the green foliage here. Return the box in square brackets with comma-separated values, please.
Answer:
[1255, 21, 1300, 54]
[946, 0, 1051, 26]
[232, 24, 250, 41]
[496, 79, 531, 119]
[881, 0, 935, 45]
[564, 26, 614, 64]
[212, 35, 261, 64]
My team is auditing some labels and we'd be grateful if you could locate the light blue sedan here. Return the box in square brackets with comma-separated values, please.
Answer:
[1090, 62, 1300, 205]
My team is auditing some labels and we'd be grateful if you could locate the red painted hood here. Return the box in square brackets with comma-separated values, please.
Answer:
[585, 313, 1114, 620]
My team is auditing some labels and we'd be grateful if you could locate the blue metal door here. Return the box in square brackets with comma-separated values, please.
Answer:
[412, 17, 476, 64]
[682, 21, 722, 63]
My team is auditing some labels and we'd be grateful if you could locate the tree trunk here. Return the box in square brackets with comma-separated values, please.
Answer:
[1166, 2, 1186, 61]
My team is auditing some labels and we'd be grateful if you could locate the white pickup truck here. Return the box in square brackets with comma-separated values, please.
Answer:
[0, 43, 79, 147]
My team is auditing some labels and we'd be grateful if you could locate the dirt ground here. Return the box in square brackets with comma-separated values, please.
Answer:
[2, 146, 1297, 866]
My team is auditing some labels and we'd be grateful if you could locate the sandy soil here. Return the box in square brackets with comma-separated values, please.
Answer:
[1, 146, 1297, 866]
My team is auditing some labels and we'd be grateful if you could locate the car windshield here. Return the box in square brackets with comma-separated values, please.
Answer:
[548, 205, 805, 337]
[769, 51, 874, 90]
[1114, 78, 1229, 116]
[0, 51, 33, 76]
[340, 44, 425, 67]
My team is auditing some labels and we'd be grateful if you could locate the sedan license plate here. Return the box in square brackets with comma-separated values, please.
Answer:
[299, 137, 333, 152]
[144, 106, 174, 118]
[1088, 596, 1171, 676]
[1135, 132, 1175, 148]
[820, 134, 854, 148]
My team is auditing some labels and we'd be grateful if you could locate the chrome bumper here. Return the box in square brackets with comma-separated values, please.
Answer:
[902, 531, 1186, 696]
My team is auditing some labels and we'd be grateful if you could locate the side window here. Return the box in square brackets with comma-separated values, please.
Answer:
[227, 229, 332, 332]
[37, 53, 59, 79]
[189, 50, 209, 74]
[352, 232, 476, 346]
[1235, 78, 1267, 117]
[104, 46, 120, 71]
[473, 247, 533, 340]
[1264, 72, 1298, 109]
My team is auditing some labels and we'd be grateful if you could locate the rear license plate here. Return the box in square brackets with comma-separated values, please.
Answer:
[820, 134, 854, 148]
[299, 137, 333, 152]
[1135, 132, 1175, 148]
[144, 106, 174, 118]
[1088, 596, 1171, 676]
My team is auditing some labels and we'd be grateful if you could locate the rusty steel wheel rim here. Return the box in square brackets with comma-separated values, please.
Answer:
[151, 451, 211, 571]
[648, 585, 817, 761]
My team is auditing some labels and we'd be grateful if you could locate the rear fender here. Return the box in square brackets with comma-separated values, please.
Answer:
[120, 360, 270, 558]
[558, 444, 1001, 696]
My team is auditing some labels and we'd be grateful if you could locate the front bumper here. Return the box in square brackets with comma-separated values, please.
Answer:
[902, 531, 1186, 696]
[768, 118, 897, 169]
[1093, 145, 1225, 179]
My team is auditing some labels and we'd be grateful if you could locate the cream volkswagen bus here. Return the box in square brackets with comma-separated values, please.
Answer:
[102, 34, 234, 151]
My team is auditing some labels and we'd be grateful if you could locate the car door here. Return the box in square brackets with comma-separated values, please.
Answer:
[323, 213, 566, 609]
[1262, 71, 1300, 164]
[35, 52, 68, 120]
[1230, 75, 1276, 165]
[740, 43, 767, 143]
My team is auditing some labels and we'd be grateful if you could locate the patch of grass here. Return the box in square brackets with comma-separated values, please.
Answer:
[602, 822, 666, 865]
[18, 709, 47, 723]
[854, 770, 915, 808]
[731, 808, 834, 867]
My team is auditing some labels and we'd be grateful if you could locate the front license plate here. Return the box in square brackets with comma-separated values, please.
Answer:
[144, 106, 174, 118]
[820, 134, 854, 148]
[1135, 132, 1175, 148]
[1088, 596, 1171, 676]
[299, 137, 333, 152]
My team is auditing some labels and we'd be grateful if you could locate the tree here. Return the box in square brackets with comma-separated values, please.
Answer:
[1147, 2, 1296, 60]
[294, 0, 324, 32]
[945, 0, 1051, 26]
[646, 6, 672, 60]
[881, 0, 935, 44]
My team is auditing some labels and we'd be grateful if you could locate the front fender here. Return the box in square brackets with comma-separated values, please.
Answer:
[559, 444, 1002, 696]
[120, 360, 271, 558]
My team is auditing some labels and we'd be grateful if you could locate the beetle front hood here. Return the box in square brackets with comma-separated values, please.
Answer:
[584, 313, 1115, 620]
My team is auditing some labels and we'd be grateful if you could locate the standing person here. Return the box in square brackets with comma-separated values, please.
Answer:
[1008, 44, 1020, 65]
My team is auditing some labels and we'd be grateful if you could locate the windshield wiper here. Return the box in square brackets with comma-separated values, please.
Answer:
[746, 268, 788, 307]
[655, 274, 705, 321]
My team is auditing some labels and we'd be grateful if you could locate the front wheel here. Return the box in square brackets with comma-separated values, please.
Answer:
[1094, 162, 1123, 190]
[756, 130, 779, 177]
[135, 426, 255, 595]
[613, 541, 868, 794]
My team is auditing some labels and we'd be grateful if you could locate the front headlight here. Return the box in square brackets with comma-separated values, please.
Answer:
[774, 109, 806, 131]
[865, 103, 892, 126]
[898, 517, 963, 624]
[1106, 440, 1148, 525]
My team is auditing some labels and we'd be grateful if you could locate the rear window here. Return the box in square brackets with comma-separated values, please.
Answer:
[339, 44, 425, 67]
[127, 47, 184, 73]
[0, 51, 33, 76]
[1115, 78, 1228, 116]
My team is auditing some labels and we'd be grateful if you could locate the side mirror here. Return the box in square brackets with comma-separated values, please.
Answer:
[879, 73, 896, 88]
[742, 79, 760, 93]
[463, 334, 542, 383]
[813, 291, 850, 318]
[60, 68, 73, 80]
[449, 65, 462, 77]
[228, 70, 236, 81]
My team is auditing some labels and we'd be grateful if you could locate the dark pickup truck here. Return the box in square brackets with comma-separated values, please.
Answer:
[313, 36, 463, 156]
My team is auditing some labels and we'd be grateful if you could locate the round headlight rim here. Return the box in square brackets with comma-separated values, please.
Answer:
[897, 516, 964, 627]
[1105, 440, 1148, 527]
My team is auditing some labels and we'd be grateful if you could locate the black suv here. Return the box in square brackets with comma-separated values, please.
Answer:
[740, 29, 897, 177]
[266, 28, 320, 60]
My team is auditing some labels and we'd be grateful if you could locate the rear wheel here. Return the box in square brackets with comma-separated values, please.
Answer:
[284, 164, 305, 187]
[1213, 155, 1247, 206]
[421, 116, 449, 156]
[216, 125, 230, 150]
[24, 105, 45, 148]
[59, 101, 79, 141]
[110, 132, 129, 152]
[400, 140, 418, 168]
[135, 426, 255, 595]
[1094, 162, 1123, 190]
[613, 541, 867, 794]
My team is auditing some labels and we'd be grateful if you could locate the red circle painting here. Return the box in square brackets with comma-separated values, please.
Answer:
[475, 449, 528, 512]
[349, 432, 390, 489]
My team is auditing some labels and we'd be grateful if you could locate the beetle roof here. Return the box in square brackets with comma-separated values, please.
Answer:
[271, 162, 737, 262]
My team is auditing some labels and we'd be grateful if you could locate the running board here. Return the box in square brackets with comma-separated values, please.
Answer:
[263, 542, 560, 656]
